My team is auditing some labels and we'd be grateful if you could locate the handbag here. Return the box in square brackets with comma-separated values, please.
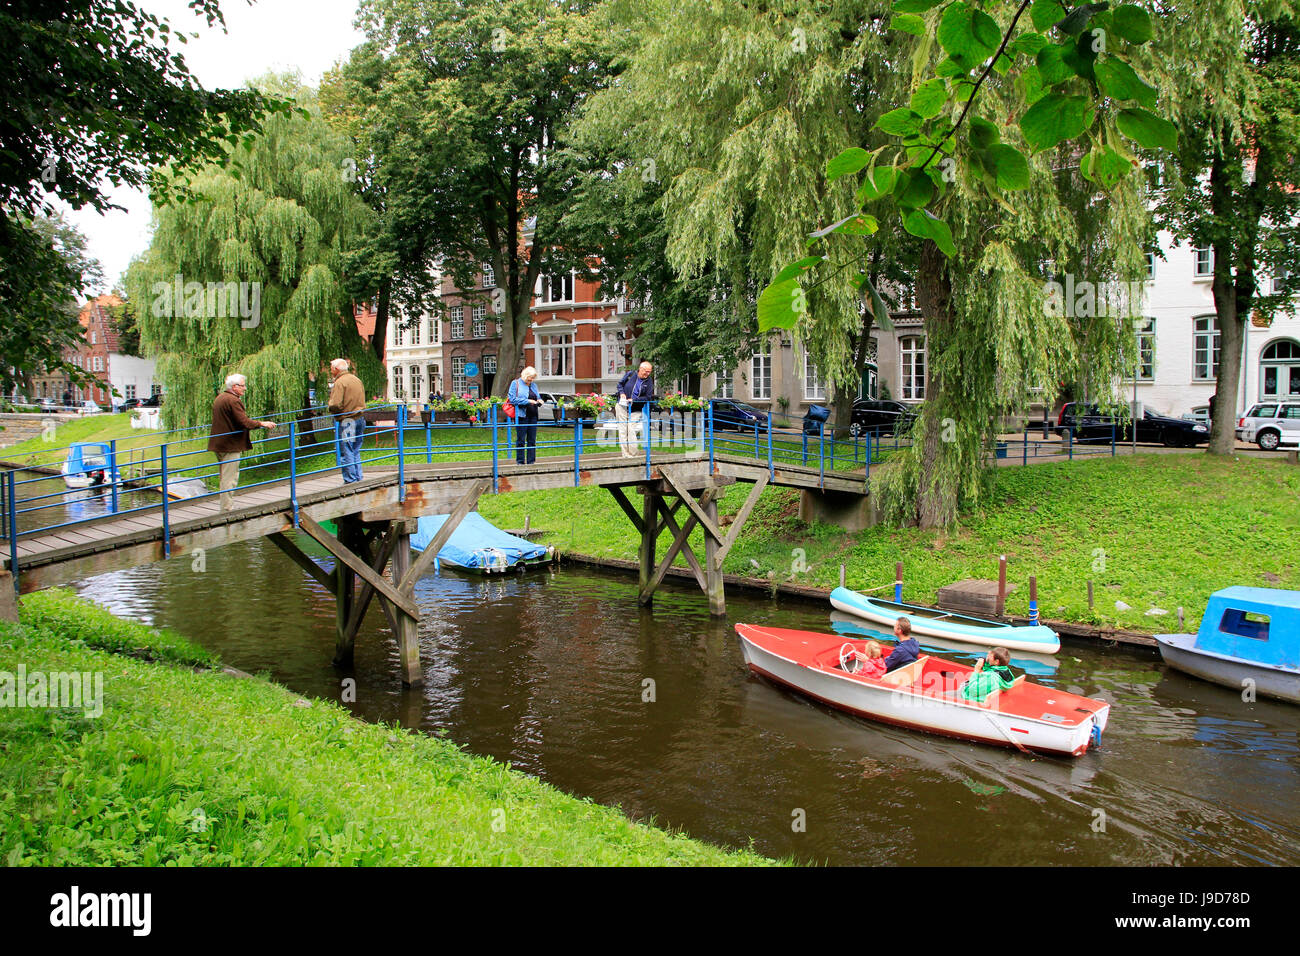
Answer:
[503, 401, 516, 419]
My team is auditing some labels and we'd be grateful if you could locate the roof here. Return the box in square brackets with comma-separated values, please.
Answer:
[1211, 586, 1300, 610]
[78, 293, 124, 352]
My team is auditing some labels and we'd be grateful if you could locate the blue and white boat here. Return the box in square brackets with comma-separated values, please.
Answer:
[60, 442, 119, 490]
[411, 512, 553, 574]
[829, 587, 1062, 654]
[1155, 587, 1300, 704]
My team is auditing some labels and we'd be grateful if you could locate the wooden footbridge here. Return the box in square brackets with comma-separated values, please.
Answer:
[2, 407, 873, 685]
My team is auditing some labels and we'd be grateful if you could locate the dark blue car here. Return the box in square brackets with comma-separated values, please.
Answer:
[709, 399, 770, 431]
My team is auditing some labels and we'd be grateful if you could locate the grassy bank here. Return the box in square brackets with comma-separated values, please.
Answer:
[476, 453, 1300, 633]
[0, 591, 771, 866]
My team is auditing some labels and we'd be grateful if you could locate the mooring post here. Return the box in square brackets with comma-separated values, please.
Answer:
[703, 494, 725, 616]
[638, 485, 656, 603]
[1178, 606, 1184, 629]
[895, 561, 903, 603]
[390, 521, 422, 686]
[996, 555, 1007, 617]
[1088, 580, 1095, 610]
[1029, 575, 1039, 624]
[839, 564, 846, 589]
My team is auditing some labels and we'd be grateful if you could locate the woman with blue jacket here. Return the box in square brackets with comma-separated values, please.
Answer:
[508, 367, 542, 464]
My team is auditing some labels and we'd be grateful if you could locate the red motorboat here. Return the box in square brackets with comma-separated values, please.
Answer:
[736, 623, 1109, 758]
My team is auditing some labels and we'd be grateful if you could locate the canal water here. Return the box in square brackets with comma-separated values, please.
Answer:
[12, 474, 1300, 865]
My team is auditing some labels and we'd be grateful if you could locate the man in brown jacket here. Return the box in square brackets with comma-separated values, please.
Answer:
[208, 373, 276, 510]
[328, 358, 367, 483]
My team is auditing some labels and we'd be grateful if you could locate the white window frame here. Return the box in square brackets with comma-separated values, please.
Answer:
[482, 354, 497, 375]
[1194, 246, 1213, 278]
[900, 336, 926, 401]
[751, 345, 772, 400]
[393, 320, 405, 347]
[1145, 252, 1156, 280]
[451, 356, 467, 395]
[411, 365, 422, 401]
[540, 272, 575, 304]
[483, 263, 494, 288]
[124, 384, 137, 401]
[472, 305, 487, 337]
[1132, 317, 1155, 381]
[1193, 315, 1220, 381]
[450, 306, 464, 340]
[393, 365, 406, 399]
[803, 351, 826, 401]
[538, 333, 574, 377]
[715, 372, 734, 399]
[428, 317, 440, 344]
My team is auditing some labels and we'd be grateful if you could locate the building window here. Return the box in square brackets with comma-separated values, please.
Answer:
[410, 365, 422, 401]
[1194, 246, 1213, 278]
[539, 333, 573, 377]
[428, 316, 440, 344]
[393, 320, 405, 347]
[393, 365, 405, 399]
[93, 355, 104, 372]
[483, 263, 494, 288]
[1274, 264, 1293, 295]
[482, 354, 497, 375]
[900, 336, 926, 401]
[1193, 315, 1220, 380]
[1260, 339, 1300, 399]
[450, 306, 464, 339]
[540, 272, 574, 304]
[472, 305, 487, 337]
[428, 364, 439, 397]
[804, 351, 826, 401]
[1145, 252, 1156, 280]
[896, 283, 917, 312]
[715, 371, 734, 399]
[151, 383, 161, 396]
[751, 344, 772, 400]
[452, 356, 467, 395]
[125, 384, 136, 401]
[89, 330, 96, 345]
[602, 330, 624, 377]
[1133, 317, 1155, 381]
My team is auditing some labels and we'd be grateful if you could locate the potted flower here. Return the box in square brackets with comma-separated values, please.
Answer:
[363, 398, 397, 425]
[566, 393, 609, 424]
[432, 393, 478, 423]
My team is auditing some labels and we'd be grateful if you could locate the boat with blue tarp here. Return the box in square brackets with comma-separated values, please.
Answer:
[411, 512, 554, 573]
[1155, 587, 1300, 704]
[60, 442, 120, 490]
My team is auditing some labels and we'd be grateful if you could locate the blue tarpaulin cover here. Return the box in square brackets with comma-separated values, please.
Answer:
[411, 511, 550, 571]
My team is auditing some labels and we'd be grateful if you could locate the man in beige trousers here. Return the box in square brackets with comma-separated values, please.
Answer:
[207, 373, 276, 511]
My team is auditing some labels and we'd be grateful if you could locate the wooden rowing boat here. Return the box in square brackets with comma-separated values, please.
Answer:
[829, 586, 1061, 654]
[736, 622, 1108, 757]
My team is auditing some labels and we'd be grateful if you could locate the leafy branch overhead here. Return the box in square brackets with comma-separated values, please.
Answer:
[758, 0, 1175, 333]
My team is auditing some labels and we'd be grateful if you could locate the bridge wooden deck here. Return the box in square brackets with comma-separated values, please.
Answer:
[6, 451, 866, 594]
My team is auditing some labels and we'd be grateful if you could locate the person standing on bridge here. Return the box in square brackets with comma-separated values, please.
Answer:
[615, 361, 655, 458]
[207, 373, 277, 511]
[328, 358, 367, 483]
[508, 366, 543, 465]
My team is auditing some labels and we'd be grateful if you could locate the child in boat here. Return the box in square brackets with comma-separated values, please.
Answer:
[882, 617, 920, 673]
[960, 646, 1016, 702]
[857, 641, 888, 679]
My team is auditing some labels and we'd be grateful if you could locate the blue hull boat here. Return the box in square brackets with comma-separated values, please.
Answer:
[410, 512, 553, 574]
[1155, 587, 1300, 704]
[829, 587, 1061, 654]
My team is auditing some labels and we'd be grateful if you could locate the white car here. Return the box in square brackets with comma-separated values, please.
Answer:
[1236, 401, 1300, 450]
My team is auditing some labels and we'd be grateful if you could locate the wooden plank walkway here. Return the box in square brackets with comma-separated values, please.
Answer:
[4, 450, 866, 593]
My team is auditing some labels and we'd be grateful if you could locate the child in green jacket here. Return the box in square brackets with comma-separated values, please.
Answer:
[960, 646, 1016, 702]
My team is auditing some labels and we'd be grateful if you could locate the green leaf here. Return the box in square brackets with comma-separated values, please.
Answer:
[1116, 108, 1178, 151]
[1095, 58, 1158, 108]
[1036, 43, 1072, 86]
[892, 0, 944, 11]
[937, 1, 1001, 70]
[910, 79, 948, 119]
[1030, 0, 1068, 32]
[827, 147, 872, 183]
[902, 208, 957, 257]
[895, 166, 935, 209]
[857, 273, 896, 332]
[1009, 31, 1050, 58]
[1080, 144, 1133, 189]
[875, 108, 924, 137]
[1112, 4, 1153, 44]
[809, 213, 878, 239]
[773, 256, 825, 283]
[1019, 92, 1091, 152]
[757, 278, 802, 332]
[890, 13, 927, 36]
[986, 144, 1030, 189]
[1061, 32, 1100, 81]
[854, 164, 898, 203]
[968, 116, 1001, 150]
[935, 57, 967, 78]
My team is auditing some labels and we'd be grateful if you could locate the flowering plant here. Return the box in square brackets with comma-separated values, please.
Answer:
[563, 393, 610, 418]
[658, 392, 706, 413]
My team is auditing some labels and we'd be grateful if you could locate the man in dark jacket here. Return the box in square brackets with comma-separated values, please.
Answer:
[208, 373, 276, 511]
[615, 361, 655, 458]
[883, 616, 921, 673]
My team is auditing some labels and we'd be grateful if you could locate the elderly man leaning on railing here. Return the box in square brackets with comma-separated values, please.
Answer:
[208, 373, 276, 511]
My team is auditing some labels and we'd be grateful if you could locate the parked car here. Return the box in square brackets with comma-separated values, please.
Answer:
[80, 400, 103, 414]
[38, 396, 60, 411]
[709, 398, 770, 431]
[1236, 401, 1300, 450]
[1182, 404, 1210, 426]
[849, 399, 918, 438]
[538, 392, 574, 424]
[1057, 402, 1210, 446]
[141, 393, 164, 407]
[118, 397, 144, 411]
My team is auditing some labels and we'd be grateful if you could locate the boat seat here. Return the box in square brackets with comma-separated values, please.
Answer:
[879, 656, 929, 689]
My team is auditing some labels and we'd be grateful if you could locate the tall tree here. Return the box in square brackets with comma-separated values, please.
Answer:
[127, 76, 381, 428]
[333, 0, 624, 395]
[0, 0, 279, 389]
[1148, 4, 1300, 454]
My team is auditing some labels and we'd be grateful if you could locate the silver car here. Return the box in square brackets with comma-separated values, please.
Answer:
[1236, 401, 1300, 450]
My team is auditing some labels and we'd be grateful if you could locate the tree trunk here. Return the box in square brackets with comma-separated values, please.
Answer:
[370, 278, 391, 364]
[915, 242, 957, 529]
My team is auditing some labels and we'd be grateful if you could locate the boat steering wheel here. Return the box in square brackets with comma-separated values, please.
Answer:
[839, 642, 860, 674]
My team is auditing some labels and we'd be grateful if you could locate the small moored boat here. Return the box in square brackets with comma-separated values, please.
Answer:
[736, 623, 1108, 757]
[1155, 587, 1300, 704]
[60, 442, 119, 490]
[830, 586, 1061, 654]
[411, 512, 553, 574]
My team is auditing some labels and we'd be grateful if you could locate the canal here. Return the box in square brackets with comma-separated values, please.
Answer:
[12, 474, 1300, 865]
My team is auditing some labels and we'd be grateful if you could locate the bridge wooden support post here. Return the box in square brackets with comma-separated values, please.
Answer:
[637, 486, 657, 602]
[703, 496, 725, 616]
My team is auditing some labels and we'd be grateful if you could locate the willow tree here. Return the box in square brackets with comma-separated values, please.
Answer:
[128, 76, 381, 428]
[761, 1, 1173, 527]
[572, 0, 916, 423]
[1145, 2, 1300, 454]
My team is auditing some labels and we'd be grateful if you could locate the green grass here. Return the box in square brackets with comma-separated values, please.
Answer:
[0, 591, 773, 866]
[476, 453, 1300, 634]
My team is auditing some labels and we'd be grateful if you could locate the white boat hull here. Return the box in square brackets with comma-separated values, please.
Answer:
[739, 632, 1105, 757]
[1156, 633, 1300, 704]
[830, 589, 1061, 654]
